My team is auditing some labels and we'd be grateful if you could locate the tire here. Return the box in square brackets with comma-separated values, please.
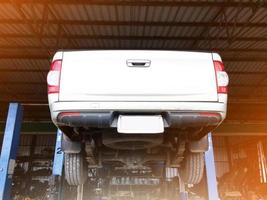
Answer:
[180, 152, 204, 185]
[64, 153, 88, 186]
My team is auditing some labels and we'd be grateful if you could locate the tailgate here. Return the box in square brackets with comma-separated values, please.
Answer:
[59, 50, 218, 102]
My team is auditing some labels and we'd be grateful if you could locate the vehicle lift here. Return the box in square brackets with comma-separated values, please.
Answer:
[0, 103, 219, 200]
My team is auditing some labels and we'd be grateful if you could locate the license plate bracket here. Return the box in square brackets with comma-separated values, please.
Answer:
[117, 115, 164, 134]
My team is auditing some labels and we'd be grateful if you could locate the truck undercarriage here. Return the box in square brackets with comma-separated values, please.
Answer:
[61, 129, 208, 187]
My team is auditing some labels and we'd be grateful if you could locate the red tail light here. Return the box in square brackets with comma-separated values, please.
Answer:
[47, 60, 62, 94]
[58, 112, 81, 118]
[213, 60, 229, 94]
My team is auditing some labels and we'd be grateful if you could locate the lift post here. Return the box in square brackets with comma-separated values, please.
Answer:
[52, 130, 64, 200]
[52, 131, 87, 200]
[178, 132, 219, 200]
[179, 177, 187, 200]
[53, 130, 64, 176]
[0, 103, 23, 200]
[204, 132, 219, 200]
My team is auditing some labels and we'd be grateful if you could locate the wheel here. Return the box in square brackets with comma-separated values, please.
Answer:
[64, 153, 88, 186]
[180, 152, 204, 184]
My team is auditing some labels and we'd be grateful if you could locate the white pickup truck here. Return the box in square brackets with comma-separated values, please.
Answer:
[47, 50, 228, 186]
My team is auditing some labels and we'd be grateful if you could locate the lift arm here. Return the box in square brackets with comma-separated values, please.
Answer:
[0, 103, 23, 200]
[205, 133, 219, 200]
[53, 130, 64, 176]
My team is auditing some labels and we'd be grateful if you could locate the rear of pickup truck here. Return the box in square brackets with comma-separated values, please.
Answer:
[47, 50, 228, 186]
[48, 50, 228, 134]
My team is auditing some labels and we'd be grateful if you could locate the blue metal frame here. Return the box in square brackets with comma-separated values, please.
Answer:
[178, 176, 187, 200]
[0, 105, 219, 200]
[53, 130, 64, 176]
[180, 192, 187, 200]
[178, 133, 218, 200]
[0, 103, 23, 200]
[205, 132, 219, 200]
[52, 130, 65, 200]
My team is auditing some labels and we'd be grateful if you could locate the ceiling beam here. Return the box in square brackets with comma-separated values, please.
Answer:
[0, 54, 49, 59]
[1, 46, 267, 53]
[230, 85, 267, 88]
[228, 71, 267, 75]
[4, 1, 267, 7]
[0, 69, 48, 72]
[0, 52, 266, 61]
[0, 19, 267, 28]
[0, 99, 47, 104]
[0, 33, 266, 42]
[0, 81, 44, 85]
[1, 48, 267, 56]
[214, 123, 267, 136]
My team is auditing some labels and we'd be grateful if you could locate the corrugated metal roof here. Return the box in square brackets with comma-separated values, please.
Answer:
[0, 1, 265, 120]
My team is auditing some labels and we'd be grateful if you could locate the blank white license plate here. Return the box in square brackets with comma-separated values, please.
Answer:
[117, 115, 164, 134]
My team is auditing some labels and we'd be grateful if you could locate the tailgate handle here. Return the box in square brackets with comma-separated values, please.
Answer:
[126, 59, 151, 67]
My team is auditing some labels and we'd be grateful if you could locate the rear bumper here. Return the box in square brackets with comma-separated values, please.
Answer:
[57, 111, 222, 128]
[50, 101, 226, 128]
